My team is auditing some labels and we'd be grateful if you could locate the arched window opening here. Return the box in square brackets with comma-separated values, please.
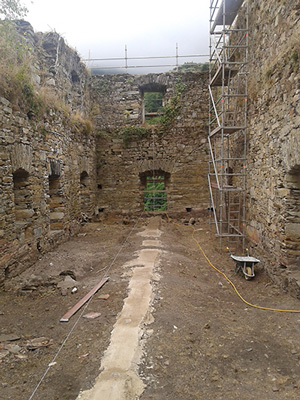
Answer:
[13, 168, 33, 237]
[49, 174, 64, 231]
[140, 170, 170, 211]
[284, 166, 300, 267]
[80, 171, 89, 187]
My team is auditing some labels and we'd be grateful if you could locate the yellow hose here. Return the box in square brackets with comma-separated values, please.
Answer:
[166, 214, 300, 313]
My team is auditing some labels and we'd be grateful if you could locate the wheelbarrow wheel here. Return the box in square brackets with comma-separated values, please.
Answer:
[244, 266, 253, 280]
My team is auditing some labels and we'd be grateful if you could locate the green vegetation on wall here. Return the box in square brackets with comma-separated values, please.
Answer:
[118, 125, 153, 147]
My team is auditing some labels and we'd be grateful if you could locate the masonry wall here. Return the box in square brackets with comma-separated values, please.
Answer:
[0, 98, 96, 284]
[0, 23, 96, 285]
[91, 72, 209, 214]
[245, 0, 300, 290]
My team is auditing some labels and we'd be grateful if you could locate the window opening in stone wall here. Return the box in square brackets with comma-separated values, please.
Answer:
[13, 168, 34, 238]
[144, 92, 164, 123]
[140, 83, 167, 124]
[140, 170, 169, 211]
[71, 70, 80, 83]
[49, 174, 64, 231]
[284, 166, 300, 267]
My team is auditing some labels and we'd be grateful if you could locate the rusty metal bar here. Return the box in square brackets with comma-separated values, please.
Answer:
[60, 277, 109, 322]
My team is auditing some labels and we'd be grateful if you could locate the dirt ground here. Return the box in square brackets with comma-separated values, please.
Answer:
[1, 214, 300, 400]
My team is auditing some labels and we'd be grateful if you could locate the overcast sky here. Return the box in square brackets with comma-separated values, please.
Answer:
[23, 0, 210, 73]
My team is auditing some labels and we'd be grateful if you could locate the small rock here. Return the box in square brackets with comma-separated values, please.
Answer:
[97, 294, 110, 300]
[0, 334, 21, 343]
[15, 354, 28, 360]
[6, 344, 21, 354]
[48, 361, 57, 367]
[26, 337, 53, 350]
[83, 312, 101, 320]
[79, 353, 89, 359]
[204, 323, 211, 329]
[57, 276, 78, 295]
[0, 350, 9, 360]
[272, 386, 279, 392]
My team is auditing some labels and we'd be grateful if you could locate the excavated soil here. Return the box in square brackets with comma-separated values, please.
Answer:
[1, 214, 300, 400]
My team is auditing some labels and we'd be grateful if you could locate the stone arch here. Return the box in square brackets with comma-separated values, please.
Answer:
[13, 168, 34, 239]
[137, 159, 174, 175]
[135, 73, 171, 90]
[283, 165, 300, 267]
[139, 82, 167, 95]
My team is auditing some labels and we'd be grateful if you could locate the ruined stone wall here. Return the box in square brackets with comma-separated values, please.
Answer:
[0, 24, 96, 284]
[91, 72, 208, 213]
[0, 97, 96, 284]
[244, 0, 300, 288]
[15, 20, 90, 115]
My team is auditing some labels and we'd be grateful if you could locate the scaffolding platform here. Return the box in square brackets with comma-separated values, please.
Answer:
[210, 64, 239, 87]
[209, 125, 245, 137]
[211, 0, 245, 33]
[210, 182, 243, 191]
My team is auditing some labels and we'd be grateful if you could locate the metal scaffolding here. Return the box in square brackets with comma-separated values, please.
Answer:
[208, 0, 248, 250]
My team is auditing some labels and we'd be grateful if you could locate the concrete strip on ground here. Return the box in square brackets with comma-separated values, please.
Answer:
[76, 220, 162, 400]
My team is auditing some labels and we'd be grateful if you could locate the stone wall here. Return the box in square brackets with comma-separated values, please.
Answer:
[91, 72, 209, 213]
[0, 23, 96, 285]
[14, 20, 90, 115]
[0, 97, 96, 284]
[244, 0, 300, 290]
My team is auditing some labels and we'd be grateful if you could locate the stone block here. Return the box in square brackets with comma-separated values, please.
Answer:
[0, 97, 10, 106]
[15, 209, 34, 219]
[277, 188, 289, 198]
[50, 212, 64, 220]
[285, 223, 300, 239]
[33, 227, 42, 238]
[246, 225, 259, 244]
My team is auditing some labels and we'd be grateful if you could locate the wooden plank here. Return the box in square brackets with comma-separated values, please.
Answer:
[60, 277, 109, 322]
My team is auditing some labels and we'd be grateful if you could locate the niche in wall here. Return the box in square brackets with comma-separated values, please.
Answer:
[48, 161, 64, 231]
[284, 165, 300, 267]
[13, 168, 34, 238]
[80, 171, 91, 215]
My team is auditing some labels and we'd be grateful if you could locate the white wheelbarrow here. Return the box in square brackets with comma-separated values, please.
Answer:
[227, 248, 260, 280]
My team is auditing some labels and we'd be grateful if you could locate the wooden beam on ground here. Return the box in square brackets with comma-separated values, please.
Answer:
[60, 277, 109, 322]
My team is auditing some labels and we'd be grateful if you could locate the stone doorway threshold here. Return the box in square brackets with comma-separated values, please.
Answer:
[76, 217, 162, 400]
